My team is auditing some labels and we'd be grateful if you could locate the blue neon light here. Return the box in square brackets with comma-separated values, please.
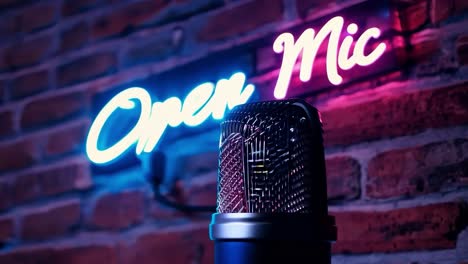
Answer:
[86, 72, 255, 164]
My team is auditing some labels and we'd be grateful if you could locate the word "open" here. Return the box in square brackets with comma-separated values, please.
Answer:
[86, 72, 254, 164]
[273, 16, 387, 99]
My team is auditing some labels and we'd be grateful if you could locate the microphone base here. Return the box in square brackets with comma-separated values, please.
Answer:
[210, 213, 336, 264]
[215, 240, 331, 264]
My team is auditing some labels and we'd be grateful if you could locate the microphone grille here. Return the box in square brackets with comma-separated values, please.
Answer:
[217, 100, 327, 214]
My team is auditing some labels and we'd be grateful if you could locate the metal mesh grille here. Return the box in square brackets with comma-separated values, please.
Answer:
[217, 100, 325, 213]
[218, 133, 247, 213]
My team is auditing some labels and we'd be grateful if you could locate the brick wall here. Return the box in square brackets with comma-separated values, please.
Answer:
[0, 0, 467, 263]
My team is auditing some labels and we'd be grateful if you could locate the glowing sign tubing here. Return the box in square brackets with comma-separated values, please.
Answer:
[86, 72, 255, 164]
[273, 16, 387, 99]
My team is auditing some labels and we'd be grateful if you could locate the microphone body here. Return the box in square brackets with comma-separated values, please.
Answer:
[210, 99, 336, 264]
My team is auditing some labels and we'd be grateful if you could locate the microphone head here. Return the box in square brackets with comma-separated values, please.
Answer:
[217, 99, 328, 215]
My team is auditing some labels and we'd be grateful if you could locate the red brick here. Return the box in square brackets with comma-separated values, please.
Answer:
[88, 190, 145, 230]
[185, 179, 217, 207]
[197, 0, 283, 42]
[20, 91, 87, 130]
[149, 203, 185, 220]
[46, 121, 88, 157]
[181, 152, 218, 179]
[38, 160, 92, 196]
[60, 22, 89, 53]
[2, 161, 92, 209]
[0, 0, 29, 11]
[11, 70, 49, 100]
[58, 52, 117, 87]
[410, 33, 441, 63]
[431, 0, 454, 24]
[394, 0, 428, 32]
[332, 202, 467, 253]
[12, 172, 40, 205]
[0, 110, 14, 138]
[320, 82, 468, 147]
[20, 199, 80, 240]
[0, 81, 5, 103]
[0, 244, 117, 264]
[16, 3, 57, 33]
[326, 157, 360, 201]
[457, 34, 468, 65]
[455, 0, 468, 13]
[0, 179, 13, 210]
[367, 139, 468, 199]
[122, 225, 211, 264]
[92, 1, 170, 39]
[296, 0, 330, 18]
[0, 14, 15, 39]
[4, 34, 53, 70]
[124, 35, 178, 67]
[0, 216, 14, 245]
[0, 138, 39, 173]
[63, 0, 106, 16]
[53, 244, 117, 264]
[0, 50, 8, 72]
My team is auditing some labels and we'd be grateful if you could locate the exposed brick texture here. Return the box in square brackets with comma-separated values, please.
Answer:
[457, 34, 468, 65]
[45, 121, 89, 157]
[0, 50, 8, 72]
[0, 81, 5, 103]
[60, 22, 89, 53]
[62, 0, 108, 17]
[0, 216, 13, 245]
[20, 199, 80, 240]
[121, 225, 211, 264]
[455, 0, 468, 13]
[0, 0, 466, 263]
[149, 203, 185, 221]
[0, 179, 11, 210]
[184, 178, 217, 207]
[88, 190, 145, 230]
[332, 202, 467, 253]
[0, 244, 117, 264]
[4, 34, 53, 70]
[38, 161, 92, 196]
[11, 70, 49, 100]
[321, 82, 468, 147]
[0, 138, 39, 173]
[0, 110, 14, 138]
[430, 0, 453, 24]
[394, 0, 428, 32]
[16, 3, 57, 33]
[0, 0, 27, 11]
[124, 35, 178, 67]
[367, 139, 468, 199]
[326, 157, 361, 201]
[296, 0, 330, 18]
[409, 33, 441, 63]
[197, 0, 283, 41]
[92, 1, 170, 39]
[0, 160, 92, 210]
[57, 52, 117, 87]
[21, 91, 87, 130]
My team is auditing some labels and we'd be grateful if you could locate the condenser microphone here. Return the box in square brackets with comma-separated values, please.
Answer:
[209, 99, 336, 264]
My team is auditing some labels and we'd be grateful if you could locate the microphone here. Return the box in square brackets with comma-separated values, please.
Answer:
[210, 99, 336, 264]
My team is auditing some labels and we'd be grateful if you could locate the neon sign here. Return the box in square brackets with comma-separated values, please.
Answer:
[273, 16, 387, 99]
[86, 72, 254, 164]
[87, 12, 389, 165]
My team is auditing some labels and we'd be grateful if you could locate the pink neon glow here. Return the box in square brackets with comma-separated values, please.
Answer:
[273, 16, 387, 99]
